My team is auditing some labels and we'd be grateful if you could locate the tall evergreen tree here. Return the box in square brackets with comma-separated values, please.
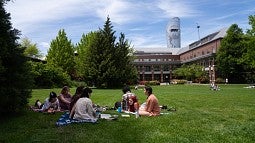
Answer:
[0, 0, 33, 113]
[216, 24, 246, 83]
[77, 17, 137, 88]
[46, 29, 75, 79]
[98, 16, 118, 87]
[114, 33, 137, 85]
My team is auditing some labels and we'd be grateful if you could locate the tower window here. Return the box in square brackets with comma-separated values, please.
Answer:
[171, 29, 178, 32]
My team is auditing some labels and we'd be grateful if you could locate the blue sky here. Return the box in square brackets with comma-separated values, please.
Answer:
[5, 0, 255, 56]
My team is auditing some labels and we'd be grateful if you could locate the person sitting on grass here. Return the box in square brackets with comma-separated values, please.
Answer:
[69, 87, 97, 121]
[127, 95, 139, 113]
[33, 91, 60, 113]
[139, 86, 160, 116]
[58, 86, 72, 111]
[121, 85, 136, 111]
[70, 86, 85, 112]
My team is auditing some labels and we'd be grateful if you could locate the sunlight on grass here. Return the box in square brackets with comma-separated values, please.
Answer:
[0, 84, 255, 143]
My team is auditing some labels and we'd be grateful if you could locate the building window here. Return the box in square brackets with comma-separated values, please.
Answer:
[139, 66, 143, 72]
[145, 66, 151, 72]
[163, 65, 169, 71]
[154, 74, 161, 81]
[144, 74, 152, 81]
[154, 65, 160, 71]
[212, 47, 216, 53]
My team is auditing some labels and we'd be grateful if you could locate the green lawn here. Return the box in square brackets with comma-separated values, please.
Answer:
[0, 84, 255, 143]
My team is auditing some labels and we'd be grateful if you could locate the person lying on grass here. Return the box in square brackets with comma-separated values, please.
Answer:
[139, 86, 160, 116]
[33, 91, 61, 113]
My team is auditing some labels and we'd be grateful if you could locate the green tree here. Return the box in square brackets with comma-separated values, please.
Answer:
[247, 15, 255, 36]
[216, 24, 246, 83]
[20, 37, 42, 58]
[173, 64, 206, 82]
[97, 16, 117, 87]
[244, 15, 255, 68]
[242, 15, 255, 83]
[46, 29, 75, 79]
[75, 31, 99, 80]
[77, 17, 137, 88]
[114, 33, 137, 85]
[30, 61, 71, 88]
[0, 0, 33, 113]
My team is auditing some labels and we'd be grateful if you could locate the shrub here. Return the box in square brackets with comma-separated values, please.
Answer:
[216, 77, 225, 84]
[30, 62, 71, 88]
[171, 79, 187, 84]
[138, 80, 160, 86]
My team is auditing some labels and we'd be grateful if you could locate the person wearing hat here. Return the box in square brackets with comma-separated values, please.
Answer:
[34, 91, 60, 113]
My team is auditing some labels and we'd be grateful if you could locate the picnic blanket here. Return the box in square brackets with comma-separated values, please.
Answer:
[56, 112, 97, 126]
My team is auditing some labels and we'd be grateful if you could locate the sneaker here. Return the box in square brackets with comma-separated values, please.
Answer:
[162, 105, 168, 109]
[34, 100, 40, 107]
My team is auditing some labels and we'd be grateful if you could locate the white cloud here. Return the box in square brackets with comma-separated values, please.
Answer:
[7, 1, 93, 28]
[95, 1, 137, 24]
[38, 42, 50, 56]
[156, 0, 200, 18]
[4, 0, 255, 56]
[128, 34, 166, 48]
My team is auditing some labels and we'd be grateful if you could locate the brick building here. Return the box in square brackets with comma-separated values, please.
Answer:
[133, 27, 228, 83]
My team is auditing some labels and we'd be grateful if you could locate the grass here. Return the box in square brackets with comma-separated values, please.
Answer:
[0, 84, 255, 143]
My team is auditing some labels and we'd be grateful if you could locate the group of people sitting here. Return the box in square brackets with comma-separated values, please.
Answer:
[33, 85, 97, 120]
[33, 85, 161, 121]
[33, 86, 73, 113]
[118, 85, 160, 116]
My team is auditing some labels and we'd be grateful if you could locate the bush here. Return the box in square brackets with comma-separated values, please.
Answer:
[194, 77, 209, 83]
[216, 77, 225, 84]
[138, 80, 160, 86]
[146, 80, 160, 86]
[30, 62, 71, 88]
[71, 80, 87, 87]
[171, 79, 187, 84]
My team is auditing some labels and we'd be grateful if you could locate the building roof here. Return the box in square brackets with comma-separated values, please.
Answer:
[134, 47, 173, 54]
[134, 27, 228, 56]
[176, 27, 228, 55]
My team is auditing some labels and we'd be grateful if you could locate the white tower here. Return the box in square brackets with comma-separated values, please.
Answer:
[166, 17, 181, 48]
